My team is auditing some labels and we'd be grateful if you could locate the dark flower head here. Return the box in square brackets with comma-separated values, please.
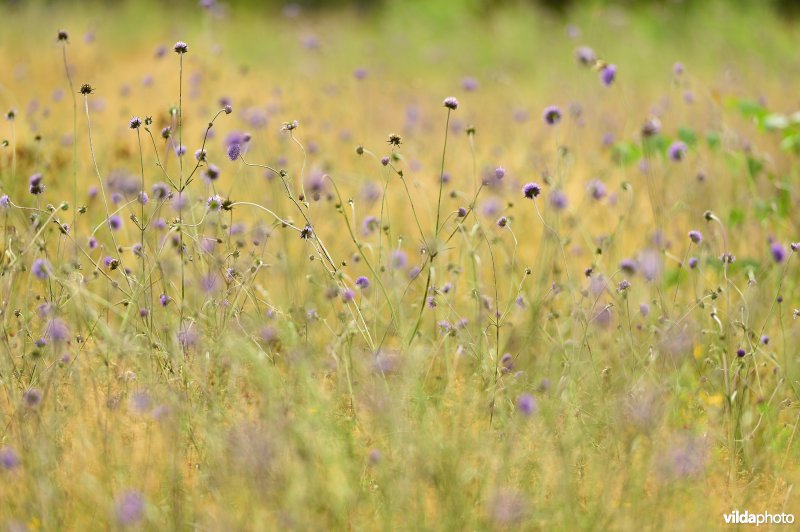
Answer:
[29, 173, 45, 195]
[204, 164, 220, 181]
[619, 258, 637, 274]
[300, 225, 313, 239]
[443, 96, 459, 110]
[387, 134, 402, 147]
[542, 105, 562, 125]
[496, 216, 508, 228]
[128, 116, 142, 129]
[522, 182, 541, 199]
[380, 156, 390, 166]
[688, 257, 699, 269]
[173, 41, 188, 54]
[57, 30, 69, 42]
[79, 83, 94, 95]
[457, 207, 468, 217]
[161, 126, 171, 139]
[227, 143, 241, 161]
[736, 348, 746, 357]
[223, 104, 233, 115]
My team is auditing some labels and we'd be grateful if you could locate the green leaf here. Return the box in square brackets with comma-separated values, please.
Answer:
[678, 127, 697, 146]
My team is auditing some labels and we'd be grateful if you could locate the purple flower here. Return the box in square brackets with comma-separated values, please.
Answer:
[174, 144, 186, 157]
[522, 183, 541, 199]
[159, 294, 171, 307]
[108, 214, 122, 231]
[542, 105, 562, 125]
[23, 388, 42, 408]
[47, 318, 69, 344]
[129, 116, 142, 129]
[587, 180, 606, 200]
[443, 96, 459, 110]
[688, 257, 699, 269]
[0, 195, 9, 208]
[355, 276, 370, 290]
[516, 393, 537, 416]
[461, 77, 478, 91]
[227, 143, 241, 161]
[668, 141, 687, 162]
[495, 167, 505, 179]
[688, 230, 702, 244]
[115, 490, 145, 526]
[600, 64, 617, 86]
[0, 447, 19, 470]
[496, 216, 508, 228]
[549, 190, 568, 210]
[32, 258, 51, 280]
[342, 289, 355, 302]
[29, 173, 45, 195]
[576, 46, 596, 66]
[173, 41, 188, 54]
[619, 259, 637, 274]
[761, 335, 770, 345]
[771, 242, 787, 263]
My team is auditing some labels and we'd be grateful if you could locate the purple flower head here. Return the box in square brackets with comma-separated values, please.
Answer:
[761, 335, 770, 345]
[495, 166, 505, 180]
[0, 447, 19, 470]
[688, 257, 699, 269]
[642, 117, 662, 137]
[619, 259, 637, 274]
[207, 195, 224, 211]
[115, 490, 145, 526]
[108, 214, 122, 231]
[29, 173, 45, 195]
[587, 179, 606, 200]
[173, 41, 188, 54]
[194, 148, 207, 162]
[542, 105, 562, 125]
[668, 141, 687, 162]
[688, 230, 702, 244]
[48, 318, 69, 344]
[0, 195, 9, 208]
[600, 64, 617, 86]
[227, 143, 241, 161]
[522, 183, 541, 199]
[549, 190, 568, 210]
[174, 144, 186, 157]
[443, 96, 459, 110]
[576, 46, 596, 66]
[129, 116, 142, 129]
[355, 276, 370, 290]
[390, 250, 407, 269]
[640, 303, 650, 317]
[516, 393, 537, 416]
[353, 67, 368, 80]
[159, 293, 171, 307]
[673, 62, 684, 75]
[23, 388, 42, 408]
[32, 258, 52, 280]
[496, 216, 508, 228]
[138, 191, 149, 205]
[461, 77, 478, 92]
[341, 289, 355, 302]
[737, 348, 746, 357]
[771, 242, 787, 263]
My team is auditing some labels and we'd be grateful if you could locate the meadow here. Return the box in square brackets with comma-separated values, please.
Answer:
[1, 0, 800, 529]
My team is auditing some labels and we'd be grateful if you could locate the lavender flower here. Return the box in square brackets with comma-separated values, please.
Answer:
[0, 447, 19, 470]
[516, 393, 537, 416]
[115, 490, 145, 526]
[668, 141, 687, 162]
[443, 96, 459, 110]
[355, 276, 370, 290]
[688, 230, 702, 244]
[227, 143, 241, 161]
[173, 41, 188, 54]
[771, 242, 787, 263]
[129, 116, 142, 129]
[32, 258, 51, 280]
[29, 173, 45, 195]
[600, 64, 617, 86]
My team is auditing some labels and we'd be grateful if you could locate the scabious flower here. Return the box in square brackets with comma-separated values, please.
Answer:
[0, 447, 19, 470]
[522, 183, 541, 199]
[443, 96, 459, 110]
[207, 195, 224, 211]
[642, 117, 662, 137]
[618, 279, 631, 292]
[194, 148, 206, 161]
[0, 195, 9, 208]
[600, 64, 617, 86]
[496, 216, 508, 228]
[129, 116, 142, 129]
[48, 318, 70, 344]
[688, 230, 702, 244]
[587, 179, 606, 200]
[688, 257, 699, 269]
[173, 41, 188, 54]
[736, 348, 746, 358]
[159, 294, 171, 307]
[32, 258, 51, 280]
[115, 490, 145, 526]
[108, 214, 122, 231]
[161, 126, 171, 139]
[29, 173, 45, 195]
[174, 144, 186, 157]
[668, 141, 687, 162]
[620, 259, 637, 274]
[542, 105, 562, 125]
[516, 393, 537, 416]
[549, 190, 568, 210]
[461, 77, 478, 91]
[355, 276, 370, 290]
[771, 242, 787, 263]
[227, 143, 241, 161]
[23, 388, 42, 408]
[300, 225, 313, 239]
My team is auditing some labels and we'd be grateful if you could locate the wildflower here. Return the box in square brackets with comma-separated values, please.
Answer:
[174, 144, 186, 157]
[48, 318, 69, 344]
[300, 225, 313, 239]
[23, 388, 42, 408]
[173, 41, 188, 54]
[587, 179, 606, 200]
[227, 143, 241, 161]
[194, 148, 206, 161]
[0, 447, 19, 470]
[355, 276, 370, 290]
[161, 126, 171, 139]
[152, 182, 170, 200]
[642, 117, 662, 137]
[341, 289, 355, 302]
[57, 30, 69, 42]
[159, 294, 171, 307]
[618, 279, 631, 292]
[79, 83, 94, 95]
[443, 96, 459, 110]
[108, 214, 122, 230]
[522, 182, 541, 199]
[542, 105, 562, 125]
[600, 64, 617, 86]
[204, 164, 220, 181]
[576, 46, 596, 66]
[620, 259, 637, 274]
[103, 256, 120, 270]
[688, 257, 699, 269]
[29, 173, 45, 195]
[207, 195, 224, 211]
[380, 156, 390, 166]
[0, 195, 7, 208]
[761, 335, 770, 345]
[688, 230, 702, 244]
[640, 303, 650, 317]
[736, 348, 746, 357]
[791, 242, 800, 252]
[673, 62, 684, 75]
[549, 190, 568, 210]
[517, 393, 537, 416]
[129, 116, 142, 129]
[668, 141, 687, 162]
[771, 242, 787, 263]
[32, 258, 51, 280]
[495, 167, 505, 179]
[223, 104, 233, 114]
[115, 490, 145, 526]
[387, 134, 402, 147]
[496, 216, 508, 228]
